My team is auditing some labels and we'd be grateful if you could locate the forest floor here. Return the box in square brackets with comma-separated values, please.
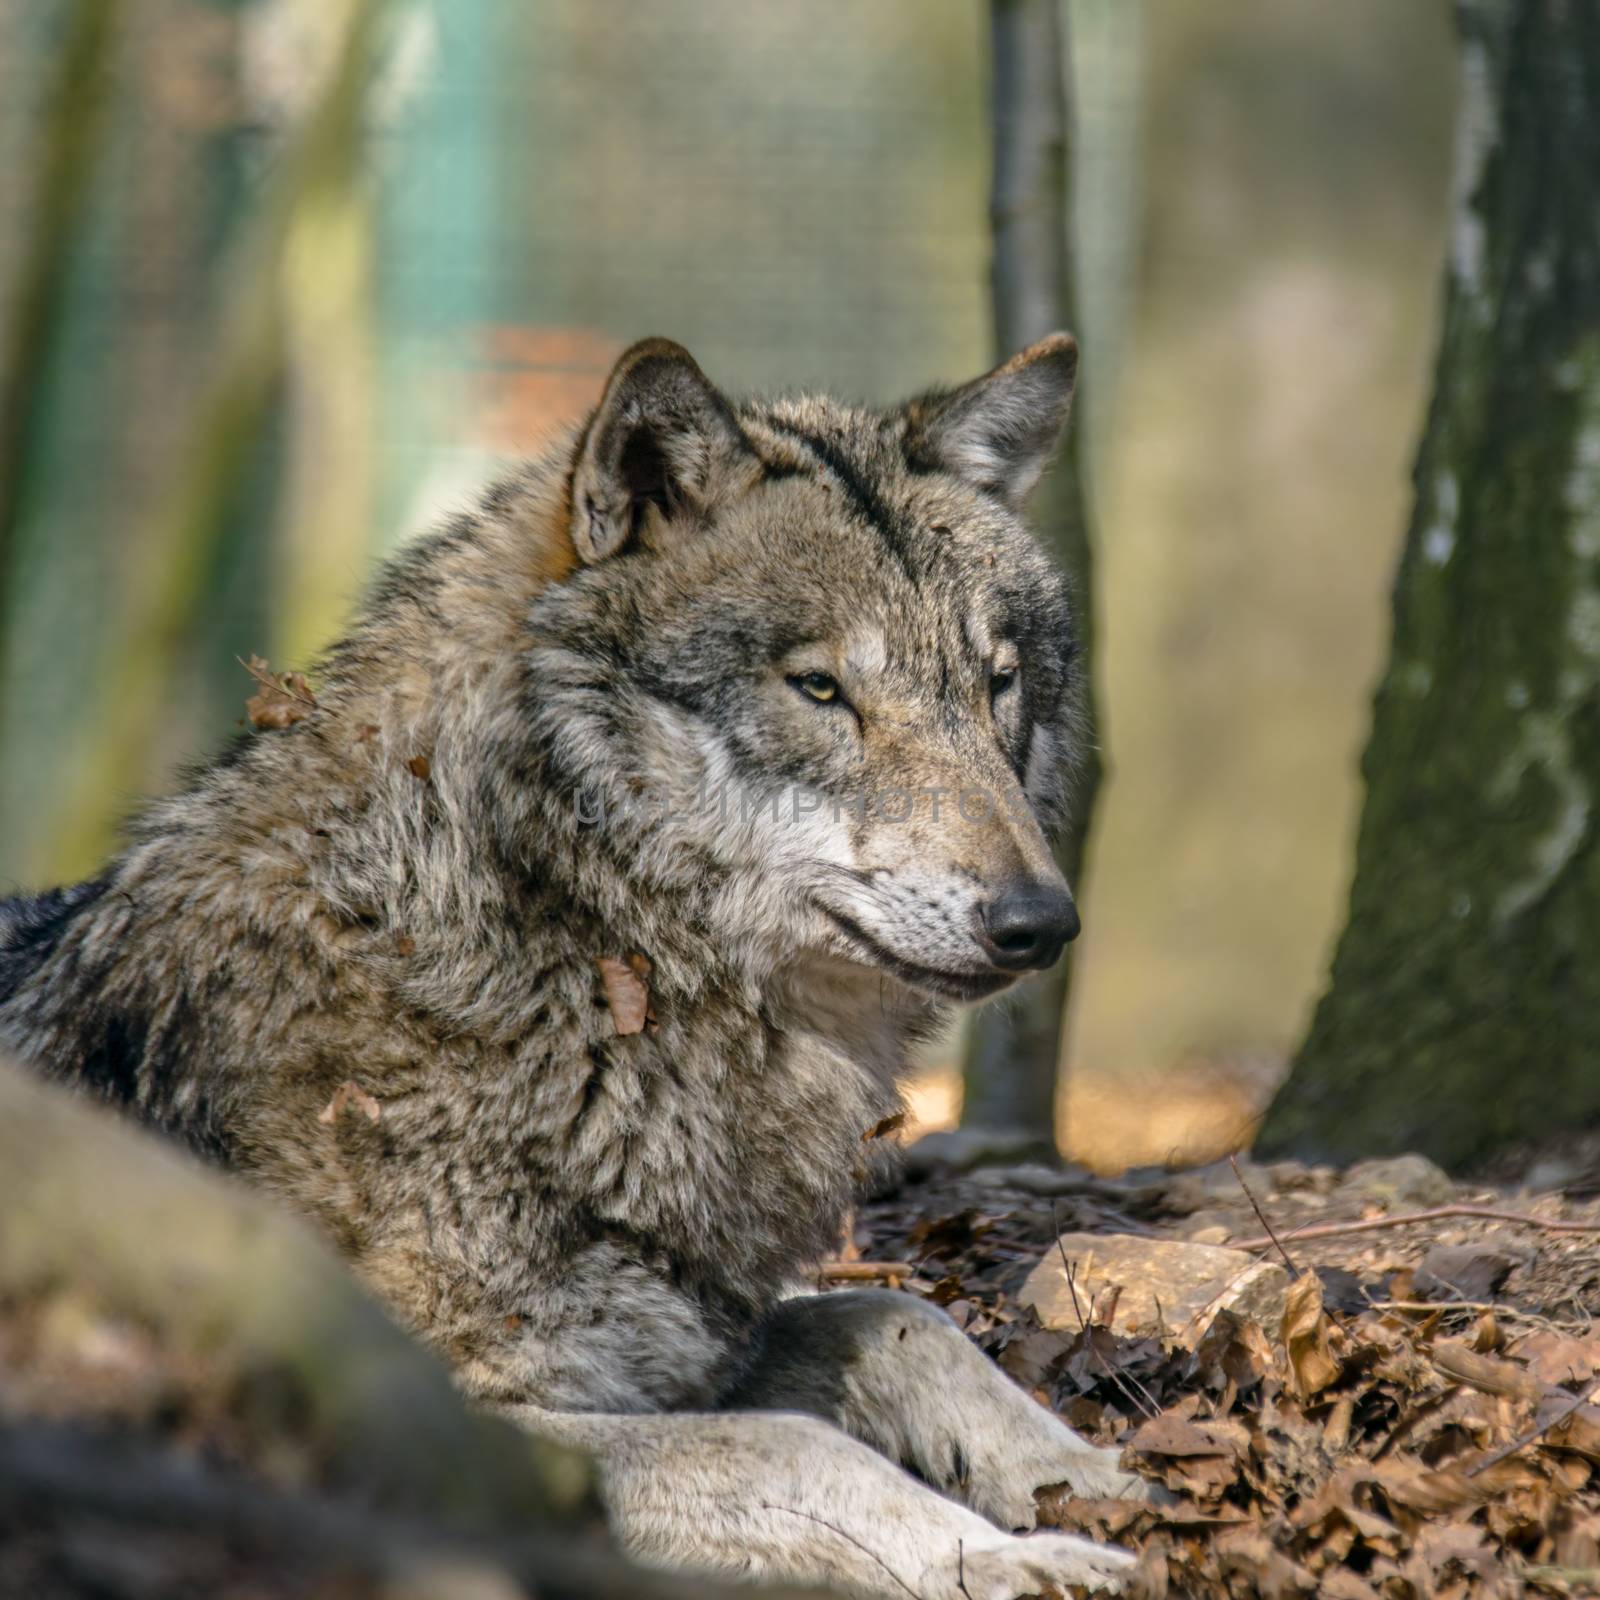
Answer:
[2, 1143, 1597, 1599]
[852, 1141, 1600, 1598]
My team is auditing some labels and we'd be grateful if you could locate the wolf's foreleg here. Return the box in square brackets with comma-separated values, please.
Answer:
[502, 1405, 1133, 1599]
[722, 1290, 1148, 1533]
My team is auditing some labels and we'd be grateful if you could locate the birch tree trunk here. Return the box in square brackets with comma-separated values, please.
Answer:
[1259, 0, 1600, 1169]
[961, 0, 1103, 1138]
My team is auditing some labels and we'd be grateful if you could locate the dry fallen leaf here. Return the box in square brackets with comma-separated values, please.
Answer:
[1127, 1413, 1240, 1460]
[1432, 1340, 1547, 1403]
[1549, 1396, 1600, 1464]
[1512, 1330, 1600, 1388]
[241, 653, 317, 730]
[317, 1081, 380, 1125]
[1282, 1270, 1342, 1400]
[861, 1112, 908, 1142]
[844, 1155, 1600, 1599]
[596, 953, 656, 1036]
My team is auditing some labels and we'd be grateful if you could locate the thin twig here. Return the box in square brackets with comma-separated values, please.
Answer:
[1049, 1205, 1159, 1421]
[1465, 1385, 1599, 1478]
[1520, 1565, 1600, 1586]
[1229, 1154, 1300, 1275]
[759, 1504, 920, 1600]
[1052, 1202, 1089, 1331]
[819, 1261, 914, 1283]
[1065, 1257, 1089, 1326]
[1227, 1156, 1369, 1341]
[1233, 1204, 1600, 1254]
[1366, 1299, 1590, 1335]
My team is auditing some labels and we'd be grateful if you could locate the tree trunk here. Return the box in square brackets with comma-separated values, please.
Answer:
[47, 0, 384, 881]
[962, 0, 1103, 1138]
[1259, 0, 1600, 1170]
[0, 0, 114, 722]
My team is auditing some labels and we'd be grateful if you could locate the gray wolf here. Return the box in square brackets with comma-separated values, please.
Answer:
[0, 334, 1144, 1596]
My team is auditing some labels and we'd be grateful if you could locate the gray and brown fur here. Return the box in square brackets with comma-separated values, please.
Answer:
[0, 336, 1144, 1597]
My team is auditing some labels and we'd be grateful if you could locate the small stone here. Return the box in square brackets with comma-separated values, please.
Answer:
[1414, 1243, 1517, 1303]
[1159, 1157, 1270, 1216]
[1343, 1153, 1455, 1209]
[1264, 1159, 1319, 1192]
[1523, 1156, 1580, 1194]
[1021, 1232, 1291, 1346]
[967, 1161, 1103, 1197]
[1178, 1207, 1236, 1243]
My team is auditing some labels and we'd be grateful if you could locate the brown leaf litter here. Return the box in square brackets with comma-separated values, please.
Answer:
[855, 1147, 1600, 1597]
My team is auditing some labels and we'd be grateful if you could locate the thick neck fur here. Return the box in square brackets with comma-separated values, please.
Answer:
[0, 443, 935, 1406]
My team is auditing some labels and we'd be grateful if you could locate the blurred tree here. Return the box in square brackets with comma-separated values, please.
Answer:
[960, 0, 1102, 1143]
[0, 0, 114, 725]
[47, 0, 387, 880]
[1260, 0, 1600, 1169]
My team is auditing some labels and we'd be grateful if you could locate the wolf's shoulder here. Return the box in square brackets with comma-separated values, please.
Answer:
[0, 879, 108, 998]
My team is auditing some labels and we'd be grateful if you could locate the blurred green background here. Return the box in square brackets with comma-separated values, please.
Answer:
[0, 0, 1456, 1165]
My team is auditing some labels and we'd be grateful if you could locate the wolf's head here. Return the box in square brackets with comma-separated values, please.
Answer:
[527, 336, 1084, 1004]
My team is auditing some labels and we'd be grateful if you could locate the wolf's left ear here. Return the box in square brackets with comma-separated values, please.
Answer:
[904, 332, 1078, 509]
[570, 338, 755, 563]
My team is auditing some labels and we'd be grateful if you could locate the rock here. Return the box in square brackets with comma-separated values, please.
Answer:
[1265, 1159, 1339, 1195]
[1524, 1155, 1582, 1195]
[1414, 1243, 1518, 1302]
[967, 1161, 1110, 1198]
[900, 1126, 1057, 1180]
[1021, 1231, 1291, 1345]
[1343, 1154, 1455, 1209]
[1157, 1158, 1267, 1217]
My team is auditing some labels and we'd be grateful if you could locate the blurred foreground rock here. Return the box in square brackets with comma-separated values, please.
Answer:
[0, 1060, 824, 1598]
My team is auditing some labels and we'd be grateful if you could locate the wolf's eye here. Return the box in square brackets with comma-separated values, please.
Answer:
[790, 671, 840, 704]
[990, 667, 1018, 698]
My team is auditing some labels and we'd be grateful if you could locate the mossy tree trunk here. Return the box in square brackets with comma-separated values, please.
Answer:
[1259, 0, 1600, 1170]
[962, 0, 1103, 1139]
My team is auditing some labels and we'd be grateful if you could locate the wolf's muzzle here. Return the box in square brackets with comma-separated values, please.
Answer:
[977, 881, 1080, 973]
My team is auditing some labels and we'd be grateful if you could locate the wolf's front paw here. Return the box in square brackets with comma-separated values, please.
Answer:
[929, 1529, 1135, 1599]
[968, 1437, 1151, 1532]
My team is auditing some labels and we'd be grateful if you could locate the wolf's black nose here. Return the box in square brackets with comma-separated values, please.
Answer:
[979, 883, 1080, 971]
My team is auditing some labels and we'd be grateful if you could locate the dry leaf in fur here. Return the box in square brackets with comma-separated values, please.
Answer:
[318, 1081, 380, 1125]
[241, 653, 317, 730]
[861, 1112, 907, 1142]
[596, 953, 656, 1036]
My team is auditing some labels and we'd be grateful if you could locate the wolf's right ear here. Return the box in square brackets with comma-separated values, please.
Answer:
[903, 332, 1078, 509]
[569, 338, 755, 563]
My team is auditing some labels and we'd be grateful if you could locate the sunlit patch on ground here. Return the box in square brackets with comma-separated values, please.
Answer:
[904, 1054, 1286, 1175]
